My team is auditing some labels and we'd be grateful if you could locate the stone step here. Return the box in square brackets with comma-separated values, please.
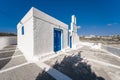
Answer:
[0, 45, 17, 52]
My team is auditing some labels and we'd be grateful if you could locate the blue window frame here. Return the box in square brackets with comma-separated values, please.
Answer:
[21, 26, 24, 35]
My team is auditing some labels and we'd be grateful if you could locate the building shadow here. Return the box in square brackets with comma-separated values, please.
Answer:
[0, 45, 16, 69]
[36, 51, 105, 80]
[36, 70, 56, 80]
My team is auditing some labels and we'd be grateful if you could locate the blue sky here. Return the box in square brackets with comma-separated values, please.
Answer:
[0, 0, 120, 36]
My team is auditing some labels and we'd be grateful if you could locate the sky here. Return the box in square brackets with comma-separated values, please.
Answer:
[0, 0, 120, 36]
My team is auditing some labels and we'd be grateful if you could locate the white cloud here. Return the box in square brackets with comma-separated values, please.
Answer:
[77, 26, 81, 29]
[107, 22, 118, 26]
[107, 24, 112, 26]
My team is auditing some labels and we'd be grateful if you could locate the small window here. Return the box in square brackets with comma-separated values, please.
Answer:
[21, 26, 24, 35]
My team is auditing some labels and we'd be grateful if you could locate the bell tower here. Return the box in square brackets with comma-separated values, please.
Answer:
[69, 15, 80, 49]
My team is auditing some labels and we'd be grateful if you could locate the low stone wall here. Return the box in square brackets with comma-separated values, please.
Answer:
[79, 41, 102, 49]
[0, 36, 17, 50]
[101, 45, 120, 57]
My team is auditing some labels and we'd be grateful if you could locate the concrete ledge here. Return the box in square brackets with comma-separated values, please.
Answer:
[36, 62, 72, 80]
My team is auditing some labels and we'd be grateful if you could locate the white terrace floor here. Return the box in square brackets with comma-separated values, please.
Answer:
[0, 45, 120, 80]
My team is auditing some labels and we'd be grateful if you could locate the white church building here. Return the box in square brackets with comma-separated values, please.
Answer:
[17, 7, 79, 61]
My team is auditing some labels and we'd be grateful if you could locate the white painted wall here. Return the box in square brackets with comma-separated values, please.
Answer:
[72, 32, 80, 49]
[33, 7, 69, 57]
[0, 36, 17, 50]
[17, 7, 69, 61]
[17, 8, 34, 61]
[70, 15, 80, 49]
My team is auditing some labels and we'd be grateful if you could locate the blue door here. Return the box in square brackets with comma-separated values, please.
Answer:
[70, 36, 72, 48]
[54, 29, 62, 52]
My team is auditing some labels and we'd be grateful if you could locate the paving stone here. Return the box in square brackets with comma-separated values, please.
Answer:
[0, 56, 27, 70]
[0, 63, 55, 80]
[0, 51, 15, 58]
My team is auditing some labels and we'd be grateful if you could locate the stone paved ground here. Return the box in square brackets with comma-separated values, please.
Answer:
[79, 47, 120, 66]
[45, 46, 120, 80]
[0, 45, 120, 80]
[0, 45, 55, 80]
[0, 63, 55, 80]
[0, 45, 16, 52]
[0, 45, 27, 70]
[107, 44, 120, 49]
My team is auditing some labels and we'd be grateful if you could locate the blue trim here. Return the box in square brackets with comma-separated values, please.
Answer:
[54, 28, 62, 31]
[68, 31, 69, 46]
[54, 28, 63, 52]
[70, 36, 72, 48]
[22, 26, 24, 35]
[61, 30, 63, 50]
